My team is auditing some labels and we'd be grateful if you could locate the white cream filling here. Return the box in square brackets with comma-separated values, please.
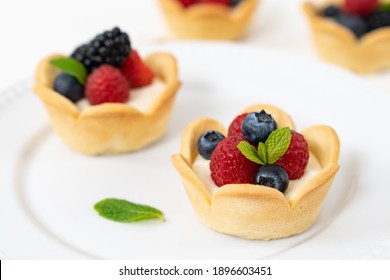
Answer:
[192, 152, 322, 201]
[77, 78, 166, 113]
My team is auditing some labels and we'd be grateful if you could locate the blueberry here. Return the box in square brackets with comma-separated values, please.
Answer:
[53, 73, 85, 103]
[231, 0, 242, 7]
[241, 110, 277, 144]
[335, 14, 368, 38]
[254, 164, 289, 193]
[323, 4, 340, 18]
[197, 130, 225, 160]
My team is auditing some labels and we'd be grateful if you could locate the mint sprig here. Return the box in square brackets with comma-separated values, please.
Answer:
[265, 127, 292, 163]
[237, 127, 292, 165]
[50, 57, 87, 85]
[378, 3, 390, 11]
[257, 142, 267, 164]
[237, 141, 263, 164]
[94, 198, 165, 223]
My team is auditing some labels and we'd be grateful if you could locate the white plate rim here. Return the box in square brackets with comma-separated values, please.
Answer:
[1, 42, 390, 260]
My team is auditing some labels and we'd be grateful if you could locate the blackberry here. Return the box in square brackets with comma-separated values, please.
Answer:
[366, 11, 390, 32]
[71, 27, 131, 73]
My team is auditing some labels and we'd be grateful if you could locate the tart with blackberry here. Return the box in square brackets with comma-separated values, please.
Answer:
[34, 27, 180, 155]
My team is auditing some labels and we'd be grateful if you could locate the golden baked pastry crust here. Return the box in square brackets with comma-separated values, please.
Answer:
[172, 104, 340, 240]
[304, 1, 390, 73]
[34, 52, 180, 155]
[159, 0, 259, 40]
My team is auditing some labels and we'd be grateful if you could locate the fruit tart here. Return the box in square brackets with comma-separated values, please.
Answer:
[304, 0, 390, 73]
[172, 104, 340, 240]
[159, 0, 259, 40]
[34, 27, 180, 155]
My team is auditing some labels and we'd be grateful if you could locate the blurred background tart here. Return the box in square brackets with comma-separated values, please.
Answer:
[159, 0, 259, 40]
[304, 0, 390, 73]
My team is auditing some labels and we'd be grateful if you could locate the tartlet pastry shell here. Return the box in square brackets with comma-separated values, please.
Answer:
[172, 104, 340, 240]
[304, 1, 390, 73]
[34, 52, 180, 155]
[159, 0, 259, 40]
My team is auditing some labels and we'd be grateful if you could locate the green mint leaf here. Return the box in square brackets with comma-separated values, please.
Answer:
[50, 57, 87, 85]
[237, 141, 263, 164]
[257, 142, 267, 164]
[265, 127, 292, 164]
[94, 198, 165, 223]
[378, 3, 390, 11]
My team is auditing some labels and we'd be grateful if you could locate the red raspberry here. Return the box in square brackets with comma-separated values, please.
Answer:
[121, 49, 155, 88]
[86, 65, 129, 105]
[344, 0, 378, 16]
[210, 136, 259, 187]
[275, 131, 309, 180]
[178, 0, 196, 7]
[227, 112, 249, 137]
[198, 0, 230, 5]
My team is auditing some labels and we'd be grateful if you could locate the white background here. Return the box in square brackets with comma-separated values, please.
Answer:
[2, 260, 390, 279]
[0, 0, 389, 94]
[1, 0, 390, 263]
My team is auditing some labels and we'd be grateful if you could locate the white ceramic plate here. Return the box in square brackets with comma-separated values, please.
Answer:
[1, 42, 390, 260]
